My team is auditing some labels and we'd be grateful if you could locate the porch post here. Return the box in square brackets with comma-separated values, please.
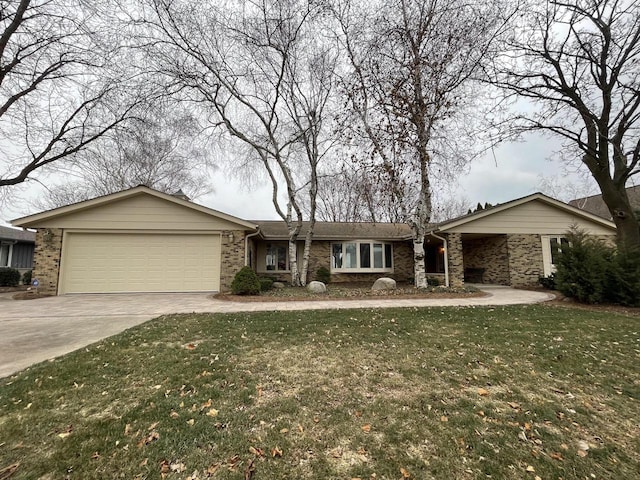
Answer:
[446, 233, 464, 288]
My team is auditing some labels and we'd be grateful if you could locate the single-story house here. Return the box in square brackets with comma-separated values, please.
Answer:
[0, 225, 35, 276]
[11, 186, 616, 295]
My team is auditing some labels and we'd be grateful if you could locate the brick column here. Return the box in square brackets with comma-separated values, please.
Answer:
[219, 230, 247, 292]
[507, 234, 543, 286]
[446, 233, 464, 287]
[33, 228, 63, 295]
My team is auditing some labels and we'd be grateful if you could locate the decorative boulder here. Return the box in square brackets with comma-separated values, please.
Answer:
[307, 281, 327, 293]
[372, 277, 397, 291]
[272, 282, 286, 289]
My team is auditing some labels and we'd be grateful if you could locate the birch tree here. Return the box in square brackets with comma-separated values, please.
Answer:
[142, 0, 336, 285]
[490, 0, 640, 250]
[334, 0, 511, 287]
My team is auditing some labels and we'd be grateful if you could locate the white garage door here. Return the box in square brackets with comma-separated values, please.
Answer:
[59, 232, 221, 294]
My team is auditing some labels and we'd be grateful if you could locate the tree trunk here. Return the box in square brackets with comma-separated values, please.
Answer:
[288, 238, 301, 286]
[413, 234, 427, 288]
[594, 175, 640, 251]
[299, 229, 313, 287]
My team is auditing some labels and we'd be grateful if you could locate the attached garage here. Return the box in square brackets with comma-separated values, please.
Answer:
[59, 232, 221, 294]
[11, 186, 257, 295]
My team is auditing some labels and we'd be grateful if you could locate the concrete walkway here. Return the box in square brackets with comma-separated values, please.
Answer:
[0, 286, 553, 378]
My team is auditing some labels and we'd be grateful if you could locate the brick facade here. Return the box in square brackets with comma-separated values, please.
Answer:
[507, 234, 544, 286]
[463, 235, 510, 285]
[32, 228, 63, 294]
[219, 230, 247, 292]
[446, 233, 464, 287]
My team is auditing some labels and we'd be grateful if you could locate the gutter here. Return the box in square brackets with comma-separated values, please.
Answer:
[429, 231, 449, 287]
[245, 228, 261, 266]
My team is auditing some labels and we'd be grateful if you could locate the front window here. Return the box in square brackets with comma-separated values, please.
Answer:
[0, 243, 11, 267]
[550, 237, 570, 266]
[266, 244, 288, 271]
[331, 241, 393, 272]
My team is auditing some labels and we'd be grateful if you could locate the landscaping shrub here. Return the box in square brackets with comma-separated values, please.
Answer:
[0, 268, 21, 287]
[258, 276, 274, 292]
[231, 266, 261, 295]
[315, 266, 330, 284]
[538, 274, 556, 290]
[427, 276, 442, 286]
[22, 269, 32, 285]
[554, 229, 640, 306]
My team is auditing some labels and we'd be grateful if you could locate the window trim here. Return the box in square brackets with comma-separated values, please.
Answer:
[541, 235, 569, 277]
[264, 242, 289, 273]
[331, 240, 394, 273]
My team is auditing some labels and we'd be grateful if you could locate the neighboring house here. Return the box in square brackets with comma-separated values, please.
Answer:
[0, 225, 35, 276]
[11, 186, 616, 295]
[569, 185, 640, 220]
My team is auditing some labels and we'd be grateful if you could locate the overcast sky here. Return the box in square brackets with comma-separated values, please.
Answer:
[0, 131, 597, 227]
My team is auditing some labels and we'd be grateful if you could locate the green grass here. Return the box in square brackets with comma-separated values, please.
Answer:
[1, 305, 638, 479]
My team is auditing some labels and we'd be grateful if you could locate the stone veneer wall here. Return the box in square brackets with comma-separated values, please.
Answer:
[446, 233, 464, 287]
[506, 234, 544, 286]
[463, 235, 509, 284]
[32, 228, 63, 294]
[219, 230, 247, 291]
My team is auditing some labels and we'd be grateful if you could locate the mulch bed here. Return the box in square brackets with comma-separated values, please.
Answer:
[11, 291, 53, 300]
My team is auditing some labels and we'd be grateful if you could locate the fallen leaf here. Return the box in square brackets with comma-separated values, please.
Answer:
[0, 463, 20, 479]
[271, 447, 283, 458]
[313, 417, 320, 423]
[400, 467, 411, 478]
[140, 458, 148, 467]
[124, 423, 132, 435]
[550, 452, 564, 461]
[159, 459, 170, 474]
[201, 399, 212, 409]
[57, 432, 71, 439]
[207, 463, 220, 474]
[577, 449, 588, 458]
[526, 465, 535, 472]
[90, 452, 100, 460]
[186, 343, 196, 350]
[440, 416, 448, 422]
[249, 446, 265, 457]
[279, 428, 289, 434]
[244, 458, 255, 480]
[170, 411, 180, 419]
[298, 424, 304, 433]
[147, 422, 159, 431]
[508, 402, 521, 409]
[478, 388, 490, 396]
[330, 447, 343, 458]
[170, 462, 186, 473]
[206, 408, 219, 417]
[361, 424, 371, 433]
[535, 477, 542, 480]
[187, 419, 195, 426]
[137, 431, 160, 448]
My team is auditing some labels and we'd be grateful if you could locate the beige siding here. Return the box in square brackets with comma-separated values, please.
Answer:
[444, 200, 616, 235]
[33, 194, 245, 231]
[59, 232, 221, 293]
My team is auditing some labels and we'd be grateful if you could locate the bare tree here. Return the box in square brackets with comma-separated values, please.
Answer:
[491, 0, 640, 249]
[0, 0, 144, 191]
[36, 105, 215, 208]
[142, 0, 337, 285]
[334, 0, 511, 287]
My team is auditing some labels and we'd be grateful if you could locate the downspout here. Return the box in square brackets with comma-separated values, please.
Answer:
[245, 228, 261, 267]
[429, 231, 449, 287]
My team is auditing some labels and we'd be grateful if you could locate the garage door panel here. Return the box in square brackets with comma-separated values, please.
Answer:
[60, 233, 221, 293]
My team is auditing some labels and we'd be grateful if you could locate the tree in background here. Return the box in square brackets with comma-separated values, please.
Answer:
[491, 0, 640, 250]
[142, 0, 337, 286]
[0, 0, 145, 194]
[36, 104, 215, 208]
[334, 0, 512, 287]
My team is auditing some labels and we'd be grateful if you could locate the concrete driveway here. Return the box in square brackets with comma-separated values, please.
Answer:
[0, 286, 553, 378]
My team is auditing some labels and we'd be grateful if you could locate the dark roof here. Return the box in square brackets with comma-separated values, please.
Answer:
[569, 185, 640, 220]
[254, 221, 415, 240]
[0, 225, 35, 242]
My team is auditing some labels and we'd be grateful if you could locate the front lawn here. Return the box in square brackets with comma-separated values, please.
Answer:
[1, 305, 638, 479]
